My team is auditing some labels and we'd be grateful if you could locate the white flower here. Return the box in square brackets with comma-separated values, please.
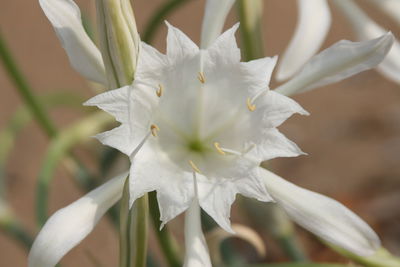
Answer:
[85, 22, 308, 233]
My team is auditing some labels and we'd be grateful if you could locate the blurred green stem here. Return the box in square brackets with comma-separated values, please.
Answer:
[119, 179, 148, 267]
[148, 191, 181, 267]
[0, 215, 33, 248]
[36, 112, 113, 226]
[237, 1, 307, 261]
[0, 32, 57, 137]
[328, 245, 400, 267]
[236, 0, 265, 61]
[142, 0, 191, 43]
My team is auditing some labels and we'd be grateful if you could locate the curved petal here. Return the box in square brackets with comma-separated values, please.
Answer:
[275, 33, 394, 96]
[259, 167, 381, 256]
[28, 172, 128, 267]
[366, 0, 400, 26]
[332, 0, 400, 85]
[200, 0, 236, 49]
[276, 0, 331, 81]
[39, 0, 106, 84]
[183, 199, 212, 267]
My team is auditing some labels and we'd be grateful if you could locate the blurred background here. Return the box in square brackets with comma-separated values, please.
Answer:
[0, 0, 399, 266]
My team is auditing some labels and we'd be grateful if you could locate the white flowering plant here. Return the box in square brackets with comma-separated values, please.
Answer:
[0, 0, 400, 267]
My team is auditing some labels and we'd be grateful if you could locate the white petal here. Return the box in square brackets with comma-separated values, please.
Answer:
[129, 145, 193, 225]
[332, 0, 400, 85]
[183, 200, 212, 267]
[200, 0, 236, 49]
[198, 169, 272, 233]
[241, 56, 277, 89]
[275, 33, 394, 96]
[85, 84, 157, 156]
[276, 0, 331, 81]
[259, 167, 381, 256]
[366, 0, 400, 26]
[28, 172, 128, 267]
[249, 128, 305, 161]
[251, 90, 308, 129]
[39, 0, 106, 84]
[207, 23, 241, 65]
[84, 86, 130, 123]
[165, 22, 199, 61]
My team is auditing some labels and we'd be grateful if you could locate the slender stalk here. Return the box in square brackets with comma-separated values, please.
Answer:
[142, 0, 191, 43]
[236, 1, 307, 261]
[0, 216, 33, 249]
[236, 0, 265, 61]
[0, 32, 57, 137]
[130, 194, 148, 267]
[36, 112, 113, 226]
[148, 191, 181, 267]
[119, 179, 149, 267]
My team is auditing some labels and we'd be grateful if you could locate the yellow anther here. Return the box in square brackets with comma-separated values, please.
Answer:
[156, 84, 163, 97]
[197, 72, 206, 83]
[214, 142, 226, 155]
[188, 160, 201, 173]
[246, 97, 256, 111]
[150, 124, 160, 137]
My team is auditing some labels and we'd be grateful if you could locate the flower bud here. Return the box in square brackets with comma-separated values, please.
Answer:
[96, 0, 140, 89]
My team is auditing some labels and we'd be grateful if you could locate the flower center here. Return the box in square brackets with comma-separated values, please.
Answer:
[187, 139, 208, 154]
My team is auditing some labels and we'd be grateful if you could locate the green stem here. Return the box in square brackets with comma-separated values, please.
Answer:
[0, 217, 33, 248]
[236, 0, 265, 61]
[328, 245, 400, 267]
[0, 32, 57, 137]
[130, 194, 148, 267]
[119, 179, 149, 267]
[148, 191, 181, 267]
[142, 0, 191, 44]
[36, 112, 113, 226]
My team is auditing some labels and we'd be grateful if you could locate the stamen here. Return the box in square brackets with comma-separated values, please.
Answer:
[197, 72, 206, 83]
[246, 97, 256, 111]
[156, 84, 163, 97]
[213, 142, 226, 155]
[247, 88, 269, 111]
[188, 160, 201, 173]
[150, 124, 160, 137]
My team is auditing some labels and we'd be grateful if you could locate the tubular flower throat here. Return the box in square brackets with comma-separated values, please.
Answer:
[85, 23, 308, 232]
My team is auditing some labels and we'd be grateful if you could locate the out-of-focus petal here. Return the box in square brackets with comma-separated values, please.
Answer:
[28, 172, 128, 267]
[39, 0, 106, 84]
[183, 199, 212, 267]
[200, 0, 236, 49]
[259, 167, 381, 256]
[332, 0, 400, 84]
[276, 0, 331, 81]
[366, 0, 400, 26]
[275, 33, 394, 96]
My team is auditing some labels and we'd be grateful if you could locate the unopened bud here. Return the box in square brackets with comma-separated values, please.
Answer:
[96, 0, 140, 89]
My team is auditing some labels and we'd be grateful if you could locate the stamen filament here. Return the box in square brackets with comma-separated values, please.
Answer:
[197, 72, 206, 83]
[189, 160, 201, 173]
[150, 124, 160, 137]
[213, 142, 226, 155]
[156, 84, 163, 97]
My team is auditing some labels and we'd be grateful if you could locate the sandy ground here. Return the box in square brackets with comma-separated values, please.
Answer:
[0, 0, 399, 266]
